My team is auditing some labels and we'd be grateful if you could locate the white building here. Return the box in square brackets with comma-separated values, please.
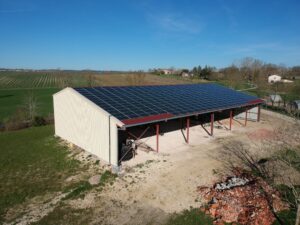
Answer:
[181, 72, 194, 78]
[53, 88, 123, 167]
[181, 72, 189, 77]
[268, 74, 281, 83]
[53, 84, 263, 170]
[161, 69, 173, 75]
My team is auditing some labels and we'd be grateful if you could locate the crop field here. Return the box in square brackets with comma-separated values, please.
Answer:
[0, 71, 90, 89]
[0, 71, 198, 122]
[0, 71, 196, 89]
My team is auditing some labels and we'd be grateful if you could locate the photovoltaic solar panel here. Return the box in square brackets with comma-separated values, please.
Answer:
[74, 84, 263, 127]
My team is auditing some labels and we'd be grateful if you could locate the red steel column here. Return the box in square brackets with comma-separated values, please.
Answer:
[211, 113, 214, 136]
[245, 108, 248, 126]
[156, 124, 159, 152]
[257, 105, 261, 122]
[229, 110, 233, 130]
[187, 117, 190, 143]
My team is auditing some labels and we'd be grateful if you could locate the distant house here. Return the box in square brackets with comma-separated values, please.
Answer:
[268, 75, 281, 83]
[281, 79, 294, 83]
[181, 72, 194, 78]
[161, 69, 173, 75]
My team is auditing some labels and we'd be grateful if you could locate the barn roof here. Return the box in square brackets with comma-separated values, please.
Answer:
[74, 84, 263, 127]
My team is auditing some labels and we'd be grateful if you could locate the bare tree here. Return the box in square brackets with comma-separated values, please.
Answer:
[23, 92, 38, 123]
[86, 74, 94, 87]
[218, 121, 300, 224]
[237, 57, 263, 82]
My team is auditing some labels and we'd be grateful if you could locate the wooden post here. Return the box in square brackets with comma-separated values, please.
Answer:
[187, 117, 190, 143]
[245, 108, 248, 126]
[211, 113, 214, 136]
[229, 110, 233, 130]
[156, 124, 159, 152]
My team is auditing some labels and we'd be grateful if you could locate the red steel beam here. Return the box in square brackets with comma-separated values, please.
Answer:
[210, 113, 214, 136]
[245, 108, 248, 126]
[229, 110, 233, 130]
[156, 124, 159, 153]
[257, 105, 261, 122]
[187, 117, 190, 143]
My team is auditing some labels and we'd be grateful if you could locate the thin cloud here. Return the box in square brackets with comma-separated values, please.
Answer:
[218, 0, 238, 30]
[147, 12, 205, 34]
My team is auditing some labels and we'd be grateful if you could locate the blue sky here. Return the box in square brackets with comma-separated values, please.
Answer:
[0, 0, 300, 70]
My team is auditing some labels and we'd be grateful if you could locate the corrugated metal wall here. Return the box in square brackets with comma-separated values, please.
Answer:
[53, 88, 119, 166]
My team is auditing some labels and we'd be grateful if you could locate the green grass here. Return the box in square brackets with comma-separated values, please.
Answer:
[0, 71, 88, 89]
[0, 88, 60, 122]
[154, 73, 207, 83]
[164, 208, 214, 225]
[62, 170, 117, 201]
[273, 210, 296, 225]
[277, 149, 300, 172]
[0, 72, 195, 123]
[0, 125, 80, 222]
[99, 170, 117, 185]
[63, 181, 92, 200]
[31, 204, 93, 225]
[0, 71, 193, 90]
[216, 80, 253, 90]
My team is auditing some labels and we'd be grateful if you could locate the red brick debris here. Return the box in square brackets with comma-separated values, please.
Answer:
[198, 170, 288, 225]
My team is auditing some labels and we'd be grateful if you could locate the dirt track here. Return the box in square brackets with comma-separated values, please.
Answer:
[69, 110, 296, 225]
[7, 110, 297, 225]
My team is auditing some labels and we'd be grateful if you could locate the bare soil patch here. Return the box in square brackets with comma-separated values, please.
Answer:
[5, 110, 298, 225]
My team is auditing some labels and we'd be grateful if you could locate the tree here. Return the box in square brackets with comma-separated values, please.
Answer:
[192, 66, 201, 77]
[200, 65, 214, 80]
[237, 57, 263, 82]
[23, 92, 38, 123]
[219, 65, 244, 88]
[86, 74, 95, 87]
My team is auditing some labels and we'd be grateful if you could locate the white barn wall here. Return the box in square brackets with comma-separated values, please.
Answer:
[53, 88, 120, 166]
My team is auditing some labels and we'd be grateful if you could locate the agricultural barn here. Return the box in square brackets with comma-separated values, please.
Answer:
[53, 84, 263, 168]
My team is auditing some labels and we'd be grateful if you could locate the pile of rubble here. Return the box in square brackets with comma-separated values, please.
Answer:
[198, 170, 288, 225]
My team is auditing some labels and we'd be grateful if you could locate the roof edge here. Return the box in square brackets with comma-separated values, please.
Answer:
[54, 87, 125, 127]
[123, 101, 264, 128]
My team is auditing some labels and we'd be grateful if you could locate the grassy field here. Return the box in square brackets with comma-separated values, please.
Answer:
[1, 125, 212, 225]
[0, 71, 88, 89]
[0, 126, 81, 222]
[0, 71, 194, 89]
[0, 72, 198, 122]
[0, 125, 120, 224]
[0, 88, 59, 122]
[0, 124, 217, 225]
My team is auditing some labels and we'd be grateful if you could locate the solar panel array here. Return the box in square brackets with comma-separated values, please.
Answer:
[74, 84, 261, 125]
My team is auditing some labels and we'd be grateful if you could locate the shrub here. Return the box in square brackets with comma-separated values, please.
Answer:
[32, 116, 47, 127]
